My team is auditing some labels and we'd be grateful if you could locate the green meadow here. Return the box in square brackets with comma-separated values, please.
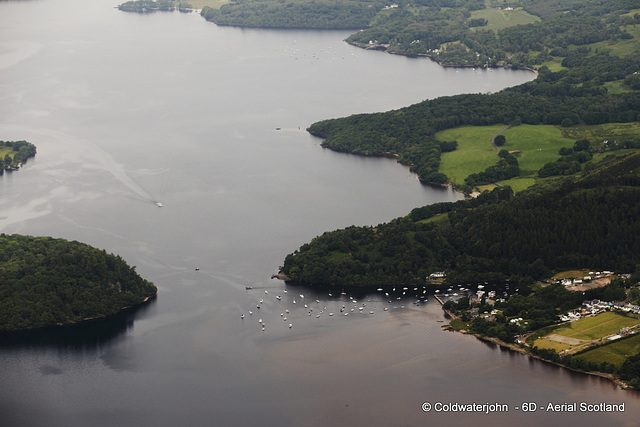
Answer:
[436, 125, 504, 185]
[469, 7, 540, 32]
[576, 333, 640, 367]
[437, 124, 573, 186]
[501, 125, 574, 172]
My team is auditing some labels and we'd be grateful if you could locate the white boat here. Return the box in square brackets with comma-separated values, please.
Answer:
[155, 202, 163, 207]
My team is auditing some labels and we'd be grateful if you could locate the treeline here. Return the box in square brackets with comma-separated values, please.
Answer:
[0, 140, 37, 175]
[0, 235, 157, 332]
[465, 150, 519, 187]
[201, 0, 380, 29]
[280, 153, 640, 288]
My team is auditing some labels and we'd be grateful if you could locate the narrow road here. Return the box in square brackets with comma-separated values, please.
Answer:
[491, 125, 511, 151]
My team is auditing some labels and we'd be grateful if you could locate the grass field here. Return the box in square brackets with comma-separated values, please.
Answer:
[576, 333, 640, 367]
[469, 7, 540, 32]
[532, 338, 572, 352]
[550, 312, 640, 341]
[501, 124, 574, 172]
[497, 177, 536, 192]
[0, 148, 14, 161]
[437, 125, 505, 185]
[417, 212, 449, 225]
[437, 124, 574, 186]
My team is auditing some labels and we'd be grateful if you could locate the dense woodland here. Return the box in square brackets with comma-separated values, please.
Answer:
[201, 0, 380, 28]
[281, 153, 640, 288]
[0, 235, 157, 332]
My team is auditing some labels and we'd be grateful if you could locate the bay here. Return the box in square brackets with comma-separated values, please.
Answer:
[1, 0, 638, 426]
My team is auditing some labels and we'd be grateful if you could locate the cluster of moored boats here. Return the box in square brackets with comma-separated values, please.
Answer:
[240, 284, 436, 332]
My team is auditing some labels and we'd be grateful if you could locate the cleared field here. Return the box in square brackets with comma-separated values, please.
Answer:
[436, 125, 505, 185]
[501, 124, 574, 172]
[540, 58, 566, 72]
[437, 124, 574, 186]
[532, 338, 572, 352]
[0, 147, 15, 161]
[497, 177, 536, 192]
[469, 7, 540, 32]
[417, 212, 449, 225]
[551, 312, 640, 341]
[576, 333, 640, 367]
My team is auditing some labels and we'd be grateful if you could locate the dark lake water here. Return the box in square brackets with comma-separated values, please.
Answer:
[1, 0, 639, 425]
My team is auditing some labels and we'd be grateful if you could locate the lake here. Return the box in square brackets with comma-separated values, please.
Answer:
[1, 0, 638, 426]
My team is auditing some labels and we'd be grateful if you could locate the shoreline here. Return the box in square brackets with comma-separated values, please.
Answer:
[445, 321, 633, 391]
[345, 40, 540, 76]
[0, 291, 158, 335]
[275, 277, 631, 389]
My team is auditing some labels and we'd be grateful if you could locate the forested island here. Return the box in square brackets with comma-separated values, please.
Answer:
[0, 235, 157, 332]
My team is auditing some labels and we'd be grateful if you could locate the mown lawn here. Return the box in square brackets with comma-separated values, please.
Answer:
[551, 312, 640, 341]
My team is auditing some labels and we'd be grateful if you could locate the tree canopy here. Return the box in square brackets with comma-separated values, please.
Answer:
[0, 234, 157, 332]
